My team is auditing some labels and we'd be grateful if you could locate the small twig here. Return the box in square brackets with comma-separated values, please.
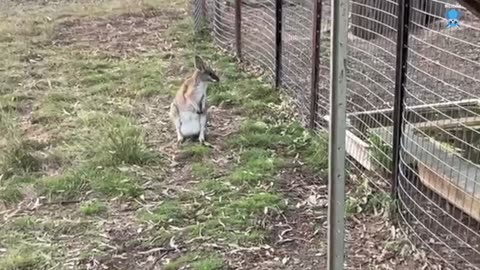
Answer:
[203, 243, 224, 250]
[276, 238, 295, 245]
[154, 32, 163, 42]
[374, 253, 396, 265]
[2, 208, 21, 222]
[281, 213, 290, 224]
[44, 200, 81, 206]
[138, 247, 176, 255]
[150, 250, 172, 269]
[185, 236, 210, 244]
[220, 131, 235, 137]
[276, 237, 310, 245]
[280, 228, 293, 238]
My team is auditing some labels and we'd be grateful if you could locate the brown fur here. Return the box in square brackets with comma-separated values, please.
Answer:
[169, 56, 219, 145]
[173, 71, 202, 112]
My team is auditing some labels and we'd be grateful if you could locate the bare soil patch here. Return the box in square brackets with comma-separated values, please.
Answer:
[52, 7, 184, 57]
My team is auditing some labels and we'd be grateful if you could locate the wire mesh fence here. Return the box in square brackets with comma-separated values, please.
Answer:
[398, 1, 480, 269]
[193, 0, 480, 268]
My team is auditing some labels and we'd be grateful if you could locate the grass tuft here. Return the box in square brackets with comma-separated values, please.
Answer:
[181, 144, 211, 160]
[143, 201, 189, 226]
[304, 133, 329, 174]
[0, 185, 24, 204]
[163, 253, 224, 270]
[0, 248, 47, 270]
[80, 200, 107, 216]
[345, 178, 393, 218]
[229, 148, 280, 186]
[225, 192, 282, 218]
[39, 167, 142, 200]
[191, 255, 224, 270]
[101, 120, 157, 166]
[191, 161, 216, 178]
[1, 139, 42, 179]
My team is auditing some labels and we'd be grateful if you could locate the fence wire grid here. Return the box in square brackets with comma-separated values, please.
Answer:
[192, 0, 480, 268]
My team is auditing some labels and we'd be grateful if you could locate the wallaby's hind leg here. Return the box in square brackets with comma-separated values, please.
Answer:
[174, 118, 185, 145]
[169, 103, 185, 145]
[198, 111, 208, 144]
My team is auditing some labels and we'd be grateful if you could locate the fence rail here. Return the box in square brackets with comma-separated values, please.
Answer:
[192, 0, 480, 268]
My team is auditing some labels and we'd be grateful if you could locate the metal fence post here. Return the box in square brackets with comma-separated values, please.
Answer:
[275, 0, 283, 88]
[309, 0, 322, 129]
[328, 0, 348, 268]
[235, 0, 242, 59]
[391, 0, 411, 199]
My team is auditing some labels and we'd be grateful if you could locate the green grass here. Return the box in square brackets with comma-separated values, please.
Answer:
[0, 0, 187, 268]
[0, 138, 42, 179]
[8, 216, 39, 232]
[0, 215, 96, 270]
[345, 178, 393, 218]
[225, 192, 282, 217]
[0, 93, 31, 111]
[0, 0, 335, 268]
[136, 16, 330, 247]
[196, 179, 232, 195]
[0, 222, 49, 270]
[80, 200, 107, 216]
[369, 133, 393, 174]
[229, 148, 280, 185]
[163, 253, 224, 270]
[32, 94, 75, 124]
[143, 201, 189, 226]
[181, 144, 211, 160]
[100, 119, 158, 166]
[191, 255, 224, 270]
[164, 254, 196, 270]
[304, 133, 329, 174]
[0, 175, 36, 204]
[0, 184, 25, 204]
[0, 248, 48, 270]
[191, 161, 216, 178]
[39, 166, 142, 200]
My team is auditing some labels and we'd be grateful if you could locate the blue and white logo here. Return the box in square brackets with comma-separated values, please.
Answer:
[445, 9, 461, 28]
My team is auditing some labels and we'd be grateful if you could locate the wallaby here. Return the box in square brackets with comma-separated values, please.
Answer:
[169, 56, 220, 145]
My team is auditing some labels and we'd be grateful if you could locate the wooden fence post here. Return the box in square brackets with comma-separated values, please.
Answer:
[235, 0, 242, 59]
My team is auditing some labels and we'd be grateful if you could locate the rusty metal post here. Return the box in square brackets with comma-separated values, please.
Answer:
[275, 0, 283, 88]
[309, 0, 322, 128]
[235, 0, 242, 59]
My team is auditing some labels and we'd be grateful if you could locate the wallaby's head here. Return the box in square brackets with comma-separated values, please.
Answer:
[195, 56, 220, 83]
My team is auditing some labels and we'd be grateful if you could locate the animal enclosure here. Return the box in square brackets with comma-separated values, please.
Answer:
[193, 0, 480, 268]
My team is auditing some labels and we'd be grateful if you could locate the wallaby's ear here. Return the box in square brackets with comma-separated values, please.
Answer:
[194, 56, 206, 71]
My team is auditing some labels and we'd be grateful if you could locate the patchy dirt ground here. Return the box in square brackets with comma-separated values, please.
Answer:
[51, 7, 180, 57]
[0, 0, 466, 270]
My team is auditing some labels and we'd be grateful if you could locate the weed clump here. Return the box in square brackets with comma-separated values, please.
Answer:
[102, 119, 157, 166]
